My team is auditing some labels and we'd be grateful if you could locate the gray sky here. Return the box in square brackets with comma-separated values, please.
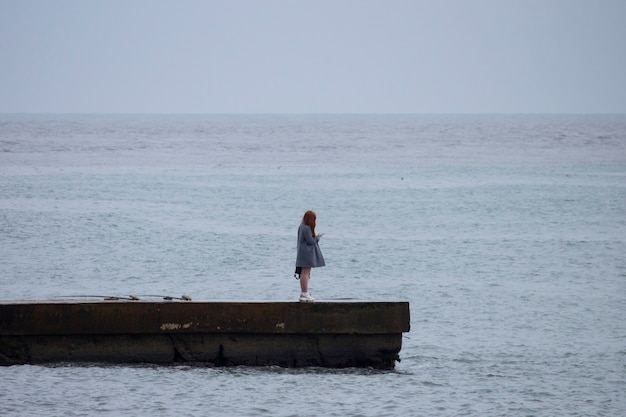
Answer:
[1, 0, 625, 113]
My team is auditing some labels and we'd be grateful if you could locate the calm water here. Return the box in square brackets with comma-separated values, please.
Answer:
[1, 114, 625, 416]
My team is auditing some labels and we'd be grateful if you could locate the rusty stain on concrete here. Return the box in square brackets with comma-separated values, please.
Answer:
[160, 322, 193, 331]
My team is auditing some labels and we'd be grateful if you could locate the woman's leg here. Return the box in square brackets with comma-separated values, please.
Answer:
[300, 267, 311, 293]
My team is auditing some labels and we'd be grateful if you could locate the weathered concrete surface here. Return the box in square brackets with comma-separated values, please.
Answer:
[0, 301, 410, 369]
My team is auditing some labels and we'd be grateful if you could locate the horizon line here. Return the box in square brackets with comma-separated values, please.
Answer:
[2, 111, 625, 116]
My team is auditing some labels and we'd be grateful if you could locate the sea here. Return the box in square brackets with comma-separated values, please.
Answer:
[1, 114, 625, 416]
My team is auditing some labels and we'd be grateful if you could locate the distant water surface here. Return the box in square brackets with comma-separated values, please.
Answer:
[1, 114, 625, 416]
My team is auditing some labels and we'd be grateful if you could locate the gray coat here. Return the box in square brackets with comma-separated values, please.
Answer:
[295, 222, 326, 268]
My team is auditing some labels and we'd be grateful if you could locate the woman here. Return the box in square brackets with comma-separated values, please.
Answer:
[295, 210, 325, 302]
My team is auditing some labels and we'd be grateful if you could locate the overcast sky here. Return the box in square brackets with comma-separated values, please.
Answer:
[1, 0, 625, 113]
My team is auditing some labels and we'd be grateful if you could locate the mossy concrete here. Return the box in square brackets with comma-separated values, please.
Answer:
[0, 301, 410, 369]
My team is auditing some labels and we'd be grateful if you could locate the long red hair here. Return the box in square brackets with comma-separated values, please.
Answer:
[302, 210, 317, 237]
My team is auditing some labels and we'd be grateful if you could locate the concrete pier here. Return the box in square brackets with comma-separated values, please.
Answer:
[0, 301, 410, 369]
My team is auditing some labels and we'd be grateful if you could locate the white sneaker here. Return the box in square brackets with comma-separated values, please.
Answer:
[299, 293, 315, 303]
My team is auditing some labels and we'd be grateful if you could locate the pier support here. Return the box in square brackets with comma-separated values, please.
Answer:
[0, 301, 410, 369]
